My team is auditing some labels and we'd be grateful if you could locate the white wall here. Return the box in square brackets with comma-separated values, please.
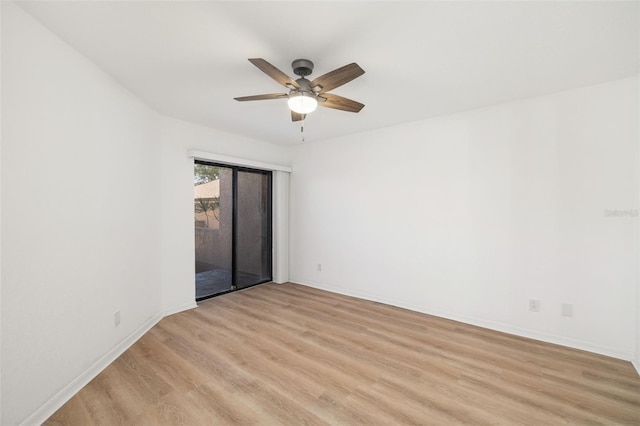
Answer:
[636, 64, 640, 370]
[1, 3, 163, 424]
[160, 116, 292, 313]
[635, 5, 640, 376]
[0, 5, 294, 423]
[0, 0, 4, 416]
[290, 77, 639, 360]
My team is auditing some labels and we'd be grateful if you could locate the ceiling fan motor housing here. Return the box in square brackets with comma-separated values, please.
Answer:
[292, 59, 314, 77]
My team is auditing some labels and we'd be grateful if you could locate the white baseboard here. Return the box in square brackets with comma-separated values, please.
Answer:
[291, 278, 634, 362]
[21, 301, 198, 426]
[164, 300, 198, 317]
[633, 360, 640, 377]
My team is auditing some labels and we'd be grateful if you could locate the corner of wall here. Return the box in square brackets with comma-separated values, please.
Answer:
[164, 301, 198, 318]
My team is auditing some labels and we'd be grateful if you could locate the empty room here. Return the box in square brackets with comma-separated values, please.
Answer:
[1, 1, 639, 425]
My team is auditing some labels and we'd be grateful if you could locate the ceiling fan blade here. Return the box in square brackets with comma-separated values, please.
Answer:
[318, 93, 365, 113]
[249, 58, 300, 89]
[310, 63, 365, 94]
[234, 93, 288, 102]
[291, 110, 306, 122]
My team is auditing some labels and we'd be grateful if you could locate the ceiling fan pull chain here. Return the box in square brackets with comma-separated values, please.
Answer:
[300, 119, 305, 142]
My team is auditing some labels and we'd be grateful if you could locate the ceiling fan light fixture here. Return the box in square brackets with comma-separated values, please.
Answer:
[288, 92, 317, 114]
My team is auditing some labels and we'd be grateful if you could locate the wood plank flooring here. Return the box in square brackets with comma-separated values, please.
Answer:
[45, 283, 640, 425]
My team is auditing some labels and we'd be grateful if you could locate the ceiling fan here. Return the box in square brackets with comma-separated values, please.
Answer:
[234, 58, 365, 122]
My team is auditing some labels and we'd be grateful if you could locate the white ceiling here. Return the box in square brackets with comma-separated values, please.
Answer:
[16, 1, 639, 145]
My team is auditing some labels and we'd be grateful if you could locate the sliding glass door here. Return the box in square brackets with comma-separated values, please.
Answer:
[194, 162, 272, 300]
[236, 171, 272, 289]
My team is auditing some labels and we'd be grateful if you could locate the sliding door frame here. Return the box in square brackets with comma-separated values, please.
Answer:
[195, 160, 273, 301]
[188, 149, 291, 287]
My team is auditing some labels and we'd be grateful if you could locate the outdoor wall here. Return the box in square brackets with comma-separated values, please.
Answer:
[290, 76, 639, 361]
[160, 116, 292, 313]
[1, 3, 162, 425]
[195, 168, 232, 272]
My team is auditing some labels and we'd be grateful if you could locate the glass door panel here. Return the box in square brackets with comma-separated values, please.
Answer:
[235, 170, 272, 289]
[194, 164, 233, 299]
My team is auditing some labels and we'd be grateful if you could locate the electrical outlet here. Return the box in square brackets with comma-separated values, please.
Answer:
[529, 299, 540, 312]
[561, 303, 573, 317]
[114, 310, 121, 327]
[317, 263, 322, 272]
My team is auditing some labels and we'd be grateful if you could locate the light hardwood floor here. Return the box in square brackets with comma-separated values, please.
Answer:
[46, 283, 640, 425]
